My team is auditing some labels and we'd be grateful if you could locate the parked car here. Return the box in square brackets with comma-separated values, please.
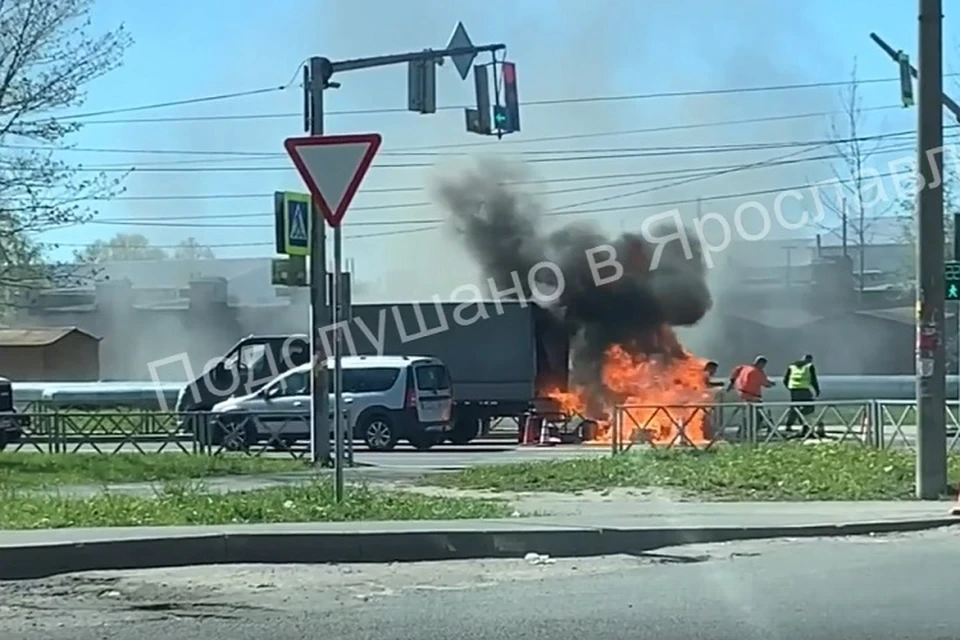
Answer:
[209, 355, 453, 451]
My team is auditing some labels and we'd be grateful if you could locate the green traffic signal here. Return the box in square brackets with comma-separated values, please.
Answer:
[950, 284, 959, 299]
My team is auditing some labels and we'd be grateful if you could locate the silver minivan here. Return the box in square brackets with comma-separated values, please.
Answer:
[211, 355, 453, 451]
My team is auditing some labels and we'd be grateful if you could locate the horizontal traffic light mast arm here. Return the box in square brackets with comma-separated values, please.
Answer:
[870, 32, 960, 121]
[331, 44, 506, 74]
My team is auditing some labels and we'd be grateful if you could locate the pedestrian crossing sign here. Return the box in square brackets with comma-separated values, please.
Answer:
[274, 191, 312, 256]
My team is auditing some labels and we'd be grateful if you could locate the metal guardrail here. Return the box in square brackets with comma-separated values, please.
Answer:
[0, 408, 354, 463]
[2, 399, 959, 457]
[874, 400, 960, 453]
[611, 399, 960, 453]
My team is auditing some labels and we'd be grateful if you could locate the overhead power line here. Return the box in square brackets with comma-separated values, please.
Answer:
[8, 129, 927, 174]
[84, 137, 929, 228]
[53, 73, 958, 126]
[0, 126, 918, 162]
[47, 164, 919, 251]
[63, 150, 928, 247]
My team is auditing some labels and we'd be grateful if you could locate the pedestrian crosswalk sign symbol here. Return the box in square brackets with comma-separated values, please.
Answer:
[274, 191, 311, 256]
[289, 202, 308, 242]
[946, 261, 960, 300]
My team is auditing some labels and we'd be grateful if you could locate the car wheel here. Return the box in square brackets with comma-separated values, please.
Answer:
[218, 414, 256, 452]
[0, 428, 7, 452]
[361, 413, 397, 451]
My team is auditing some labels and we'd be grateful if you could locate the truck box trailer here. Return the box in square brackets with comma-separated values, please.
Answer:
[176, 300, 569, 445]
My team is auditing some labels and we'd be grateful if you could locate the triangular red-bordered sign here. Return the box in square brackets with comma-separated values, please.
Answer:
[283, 133, 382, 228]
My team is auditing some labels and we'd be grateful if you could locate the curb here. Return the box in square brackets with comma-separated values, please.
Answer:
[1, 517, 957, 581]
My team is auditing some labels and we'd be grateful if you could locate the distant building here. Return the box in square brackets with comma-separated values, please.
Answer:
[0, 327, 100, 381]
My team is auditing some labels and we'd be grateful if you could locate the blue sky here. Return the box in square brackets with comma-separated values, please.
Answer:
[32, 0, 957, 291]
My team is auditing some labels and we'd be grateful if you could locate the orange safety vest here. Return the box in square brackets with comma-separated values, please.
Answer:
[734, 365, 768, 401]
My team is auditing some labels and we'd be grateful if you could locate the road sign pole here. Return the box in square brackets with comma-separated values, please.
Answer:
[307, 57, 330, 467]
[332, 225, 344, 502]
[284, 131, 381, 505]
[915, 0, 947, 499]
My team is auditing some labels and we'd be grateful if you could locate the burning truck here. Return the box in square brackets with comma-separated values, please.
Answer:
[433, 159, 715, 445]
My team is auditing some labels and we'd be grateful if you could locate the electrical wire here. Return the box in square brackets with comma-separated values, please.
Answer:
[32, 135, 935, 227]
[55, 162, 925, 246]
[6, 129, 929, 174]
[55, 73, 959, 126]
[2, 129, 918, 164]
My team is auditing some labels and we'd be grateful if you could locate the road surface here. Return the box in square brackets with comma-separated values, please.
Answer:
[1, 528, 956, 640]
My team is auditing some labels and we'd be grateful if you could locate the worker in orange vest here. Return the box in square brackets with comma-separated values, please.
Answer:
[727, 356, 775, 402]
[727, 356, 776, 438]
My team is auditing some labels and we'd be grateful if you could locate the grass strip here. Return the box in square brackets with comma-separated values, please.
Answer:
[0, 480, 510, 529]
[0, 453, 305, 489]
[427, 444, 960, 501]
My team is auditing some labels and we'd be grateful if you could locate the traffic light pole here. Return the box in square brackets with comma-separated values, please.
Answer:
[303, 40, 508, 472]
[306, 57, 330, 467]
[915, 0, 948, 499]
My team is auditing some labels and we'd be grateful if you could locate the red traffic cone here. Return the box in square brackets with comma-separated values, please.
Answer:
[519, 414, 540, 445]
[537, 417, 558, 447]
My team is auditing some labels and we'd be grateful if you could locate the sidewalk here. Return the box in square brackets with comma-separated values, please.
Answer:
[2, 499, 957, 580]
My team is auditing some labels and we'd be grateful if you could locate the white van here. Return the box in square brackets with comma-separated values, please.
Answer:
[210, 355, 453, 451]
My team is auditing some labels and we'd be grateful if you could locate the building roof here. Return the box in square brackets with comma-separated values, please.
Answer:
[0, 327, 99, 346]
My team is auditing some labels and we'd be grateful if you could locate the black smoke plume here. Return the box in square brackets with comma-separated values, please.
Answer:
[430, 158, 713, 407]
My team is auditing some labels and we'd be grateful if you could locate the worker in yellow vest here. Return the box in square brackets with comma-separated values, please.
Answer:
[782, 354, 820, 434]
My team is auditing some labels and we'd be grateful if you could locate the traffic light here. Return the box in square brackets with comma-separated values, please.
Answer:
[898, 51, 914, 108]
[500, 61, 520, 133]
[465, 64, 492, 135]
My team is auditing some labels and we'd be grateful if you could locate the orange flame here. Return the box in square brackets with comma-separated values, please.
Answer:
[547, 327, 713, 445]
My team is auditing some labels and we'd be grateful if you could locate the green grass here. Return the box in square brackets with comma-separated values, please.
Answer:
[0, 481, 510, 529]
[427, 444, 960, 501]
[0, 453, 305, 489]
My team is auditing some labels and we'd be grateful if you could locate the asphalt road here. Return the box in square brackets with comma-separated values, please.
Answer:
[2, 528, 956, 640]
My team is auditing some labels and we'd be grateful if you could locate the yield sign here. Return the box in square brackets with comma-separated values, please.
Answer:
[283, 133, 382, 228]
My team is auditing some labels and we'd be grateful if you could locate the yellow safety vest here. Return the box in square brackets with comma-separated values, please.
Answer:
[786, 363, 813, 390]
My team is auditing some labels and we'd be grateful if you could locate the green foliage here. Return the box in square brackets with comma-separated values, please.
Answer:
[0, 452, 305, 489]
[429, 444, 960, 501]
[0, 480, 509, 529]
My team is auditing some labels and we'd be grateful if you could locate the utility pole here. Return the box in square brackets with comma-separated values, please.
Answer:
[306, 57, 330, 466]
[915, 0, 948, 499]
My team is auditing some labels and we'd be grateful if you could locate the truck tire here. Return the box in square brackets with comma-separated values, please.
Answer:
[448, 417, 479, 445]
[408, 432, 441, 451]
[360, 413, 398, 451]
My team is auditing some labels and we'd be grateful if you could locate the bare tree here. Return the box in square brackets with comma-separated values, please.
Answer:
[76, 233, 216, 262]
[0, 0, 131, 309]
[173, 237, 215, 260]
[75, 233, 166, 262]
[816, 61, 896, 300]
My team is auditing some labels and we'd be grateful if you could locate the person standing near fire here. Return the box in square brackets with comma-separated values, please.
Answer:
[727, 356, 775, 401]
[727, 356, 776, 437]
[703, 361, 724, 388]
[783, 354, 822, 436]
